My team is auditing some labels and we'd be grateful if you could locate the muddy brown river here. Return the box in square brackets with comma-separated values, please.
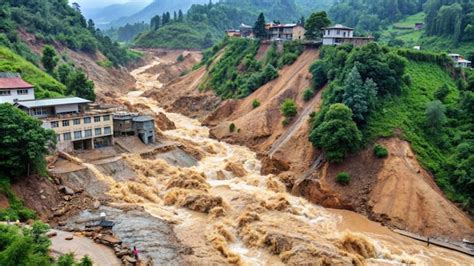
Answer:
[68, 59, 473, 265]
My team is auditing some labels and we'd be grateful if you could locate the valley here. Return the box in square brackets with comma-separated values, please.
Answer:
[37, 49, 472, 264]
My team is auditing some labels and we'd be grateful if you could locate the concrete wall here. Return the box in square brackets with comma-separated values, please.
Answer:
[0, 88, 35, 104]
[292, 26, 305, 40]
[324, 29, 353, 38]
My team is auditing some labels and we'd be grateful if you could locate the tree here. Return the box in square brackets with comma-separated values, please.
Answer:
[434, 83, 450, 102]
[178, 9, 184, 22]
[174, 11, 177, 21]
[281, 99, 298, 118]
[41, 45, 58, 74]
[66, 70, 96, 101]
[87, 19, 95, 33]
[342, 66, 377, 124]
[310, 103, 362, 162]
[254, 13, 266, 39]
[79, 256, 93, 266]
[0, 104, 56, 178]
[203, 32, 213, 48]
[425, 100, 447, 134]
[305, 11, 331, 40]
[150, 15, 161, 30]
[56, 64, 73, 84]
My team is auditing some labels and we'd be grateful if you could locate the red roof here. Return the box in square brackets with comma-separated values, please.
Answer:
[0, 77, 34, 90]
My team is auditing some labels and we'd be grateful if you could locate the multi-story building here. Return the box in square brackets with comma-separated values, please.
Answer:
[448, 53, 472, 68]
[267, 23, 305, 41]
[322, 24, 374, 46]
[16, 98, 115, 152]
[113, 113, 155, 145]
[0, 73, 35, 104]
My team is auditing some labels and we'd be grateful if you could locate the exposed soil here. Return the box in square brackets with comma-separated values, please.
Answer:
[205, 49, 321, 172]
[294, 138, 474, 241]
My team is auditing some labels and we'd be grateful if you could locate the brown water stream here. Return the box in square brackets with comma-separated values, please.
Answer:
[71, 59, 473, 265]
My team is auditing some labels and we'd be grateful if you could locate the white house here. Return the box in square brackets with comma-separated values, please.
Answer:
[448, 53, 472, 68]
[0, 73, 35, 104]
[322, 24, 373, 46]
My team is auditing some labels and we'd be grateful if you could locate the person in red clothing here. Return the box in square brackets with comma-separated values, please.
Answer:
[133, 246, 139, 261]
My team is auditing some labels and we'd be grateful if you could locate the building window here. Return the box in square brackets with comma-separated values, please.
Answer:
[74, 131, 82, 139]
[94, 116, 101, 122]
[337, 30, 340, 35]
[84, 117, 91, 124]
[73, 119, 81, 125]
[51, 121, 59, 128]
[85, 129, 92, 137]
[63, 132, 71, 140]
[103, 115, 110, 121]
[0, 90, 11, 96]
[95, 128, 102, 136]
[17, 89, 29, 95]
[104, 127, 111, 135]
[62, 120, 70, 127]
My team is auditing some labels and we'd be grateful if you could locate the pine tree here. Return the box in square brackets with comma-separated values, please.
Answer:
[178, 9, 184, 22]
[342, 66, 377, 124]
[173, 11, 177, 21]
[150, 15, 161, 30]
[41, 45, 58, 74]
[254, 13, 267, 39]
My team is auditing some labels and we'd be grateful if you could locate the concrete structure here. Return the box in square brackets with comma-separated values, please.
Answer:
[449, 53, 472, 68]
[113, 113, 155, 145]
[267, 23, 305, 41]
[240, 23, 253, 38]
[16, 97, 114, 152]
[322, 24, 374, 46]
[225, 29, 241, 37]
[0, 73, 35, 104]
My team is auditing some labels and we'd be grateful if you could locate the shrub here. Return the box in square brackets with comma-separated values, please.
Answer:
[229, 123, 236, 133]
[336, 172, 351, 185]
[252, 99, 260, 108]
[303, 88, 315, 102]
[280, 99, 297, 118]
[374, 144, 388, 158]
[177, 54, 185, 62]
[180, 69, 190, 76]
[402, 74, 412, 86]
[434, 84, 450, 102]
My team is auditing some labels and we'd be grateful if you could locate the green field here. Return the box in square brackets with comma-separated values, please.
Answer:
[380, 12, 426, 45]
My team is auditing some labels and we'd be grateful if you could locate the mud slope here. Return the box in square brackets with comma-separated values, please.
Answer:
[143, 64, 221, 121]
[18, 30, 136, 98]
[294, 138, 474, 240]
[205, 49, 321, 172]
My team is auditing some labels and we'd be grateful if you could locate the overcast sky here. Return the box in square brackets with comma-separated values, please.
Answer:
[71, 0, 152, 9]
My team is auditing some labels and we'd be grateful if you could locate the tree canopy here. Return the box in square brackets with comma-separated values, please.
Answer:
[254, 13, 267, 39]
[0, 104, 56, 178]
[304, 11, 331, 40]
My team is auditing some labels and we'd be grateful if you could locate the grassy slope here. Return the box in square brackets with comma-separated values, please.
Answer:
[364, 61, 461, 200]
[380, 12, 425, 45]
[0, 46, 64, 99]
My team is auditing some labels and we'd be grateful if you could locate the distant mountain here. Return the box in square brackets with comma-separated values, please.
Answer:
[82, 1, 151, 29]
[109, 0, 209, 28]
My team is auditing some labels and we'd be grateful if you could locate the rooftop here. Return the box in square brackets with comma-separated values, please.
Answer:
[268, 23, 300, 28]
[0, 76, 34, 90]
[132, 116, 154, 122]
[16, 97, 91, 108]
[324, 24, 354, 30]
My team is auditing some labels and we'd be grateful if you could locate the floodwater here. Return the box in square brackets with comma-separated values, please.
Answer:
[71, 58, 473, 265]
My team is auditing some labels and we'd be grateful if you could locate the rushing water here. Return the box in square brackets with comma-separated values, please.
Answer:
[70, 59, 473, 265]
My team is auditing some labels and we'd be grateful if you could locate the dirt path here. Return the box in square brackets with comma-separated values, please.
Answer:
[50, 230, 121, 265]
[268, 87, 323, 156]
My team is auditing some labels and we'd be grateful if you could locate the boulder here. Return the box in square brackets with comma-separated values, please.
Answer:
[59, 186, 75, 195]
[102, 235, 122, 246]
[46, 231, 57, 238]
[224, 162, 247, 177]
[65, 236, 73, 241]
[123, 256, 136, 264]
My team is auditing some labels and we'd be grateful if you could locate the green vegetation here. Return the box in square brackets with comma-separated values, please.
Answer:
[281, 98, 298, 126]
[373, 144, 389, 158]
[0, 47, 64, 99]
[200, 38, 304, 99]
[252, 99, 261, 108]
[0, 104, 56, 178]
[303, 88, 315, 101]
[304, 11, 331, 40]
[379, 12, 426, 47]
[229, 123, 236, 133]
[254, 13, 267, 39]
[336, 172, 351, 185]
[310, 103, 362, 162]
[177, 54, 185, 62]
[0, 0, 135, 66]
[41, 45, 58, 75]
[0, 179, 36, 222]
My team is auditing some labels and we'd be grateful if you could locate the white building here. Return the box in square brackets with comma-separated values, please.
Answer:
[448, 53, 472, 68]
[1, 73, 115, 152]
[322, 24, 373, 46]
[0, 73, 35, 104]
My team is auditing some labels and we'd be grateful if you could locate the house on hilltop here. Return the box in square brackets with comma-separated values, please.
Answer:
[266, 23, 305, 41]
[448, 53, 472, 68]
[0, 73, 35, 104]
[322, 24, 374, 46]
